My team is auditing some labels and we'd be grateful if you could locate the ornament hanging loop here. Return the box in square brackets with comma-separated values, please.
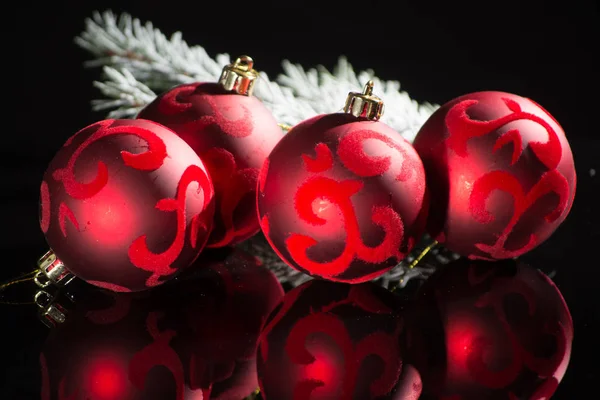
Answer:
[34, 290, 53, 308]
[34, 271, 51, 288]
[344, 80, 385, 121]
[363, 80, 375, 96]
[35, 289, 67, 328]
[219, 55, 259, 96]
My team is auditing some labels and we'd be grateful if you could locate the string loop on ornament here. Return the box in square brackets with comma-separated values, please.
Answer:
[34, 290, 53, 309]
[34, 271, 51, 288]
[0, 268, 38, 305]
[0, 269, 37, 289]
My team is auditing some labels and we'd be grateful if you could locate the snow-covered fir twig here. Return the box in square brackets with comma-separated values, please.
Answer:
[75, 11, 229, 90]
[76, 10, 447, 287]
[75, 10, 438, 142]
[91, 67, 156, 118]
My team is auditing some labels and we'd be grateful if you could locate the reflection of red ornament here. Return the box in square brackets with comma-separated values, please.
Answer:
[138, 56, 282, 248]
[405, 258, 573, 399]
[39, 119, 215, 292]
[413, 91, 576, 260]
[40, 248, 284, 400]
[257, 83, 427, 283]
[257, 279, 419, 399]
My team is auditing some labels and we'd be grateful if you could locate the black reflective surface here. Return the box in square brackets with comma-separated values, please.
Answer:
[3, 1, 598, 399]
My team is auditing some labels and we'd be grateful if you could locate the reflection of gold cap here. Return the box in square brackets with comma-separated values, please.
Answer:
[343, 80, 385, 121]
[218, 55, 259, 96]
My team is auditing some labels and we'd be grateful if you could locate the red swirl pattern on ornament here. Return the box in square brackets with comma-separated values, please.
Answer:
[446, 97, 570, 259]
[337, 129, 414, 181]
[287, 175, 404, 278]
[406, 259, 573, 399]
[302, 142, 334, 172]
[40, 181, 51, 233]
[470, 169, 569, 259]
[158, 84, 253, 138]
[493, 129, 523, 166]
[41, 119, 214, 291]
[128, 164, 213, 287]
[287, 313, 402, 399]
[58, 203, 79, 237]
[129, 312, 186, 398]
[258, 114, 426, 283]
[259, 158, 270, 192]
[285, 141, 405, 279]
[472, 273, 570, 384]
[445, 98, 561, 169]
[52, 119, 168, 200]
[257, 280, 409, 400]
[259, 283, 309, 362]
[140, 82, 282, 248]
[412, 92, 576, 260]
[158, 85, 195, 115]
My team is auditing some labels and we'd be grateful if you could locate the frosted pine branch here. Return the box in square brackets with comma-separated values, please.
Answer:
[76, 10, 437, 141]
[75, 10, 229, 91]
[275, 58, 438, 141]
[91, 67, 156, 118]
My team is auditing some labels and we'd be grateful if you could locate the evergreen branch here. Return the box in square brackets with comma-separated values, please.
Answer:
[75, 10, 438, 142]
[75, 10, 228, 91]
[276, 58, 438, 141]
[91, 67, 156, 118]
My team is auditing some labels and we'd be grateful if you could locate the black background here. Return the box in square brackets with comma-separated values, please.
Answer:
[2, 0, 598, 398]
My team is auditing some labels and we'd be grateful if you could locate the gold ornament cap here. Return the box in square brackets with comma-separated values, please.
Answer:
[343, 80, 384, 121]
[33, 249, 75, 327]
[34, 249, 74, 288]
[218, 55, 259, 96]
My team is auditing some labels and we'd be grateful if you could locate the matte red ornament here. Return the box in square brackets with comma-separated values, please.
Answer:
[39, 119, 215, 292]
[412, 91, 576, 260]
[137, 57, 282, 248]
[257, 111, 427, 283]
[40, 248, 284, 400]
[257, 279, 420, 400]
[405, 258, 573, 400]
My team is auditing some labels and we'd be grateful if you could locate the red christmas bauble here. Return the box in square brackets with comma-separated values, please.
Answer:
[40, 248, 284, 400]
[413, 91, 576, 260]
[39, 119, 215, 292]
[257, 113, 428, 283]
[138, 82, 282, 248]
[405, 258, 573, 399]
[257, 279, 419, 400]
